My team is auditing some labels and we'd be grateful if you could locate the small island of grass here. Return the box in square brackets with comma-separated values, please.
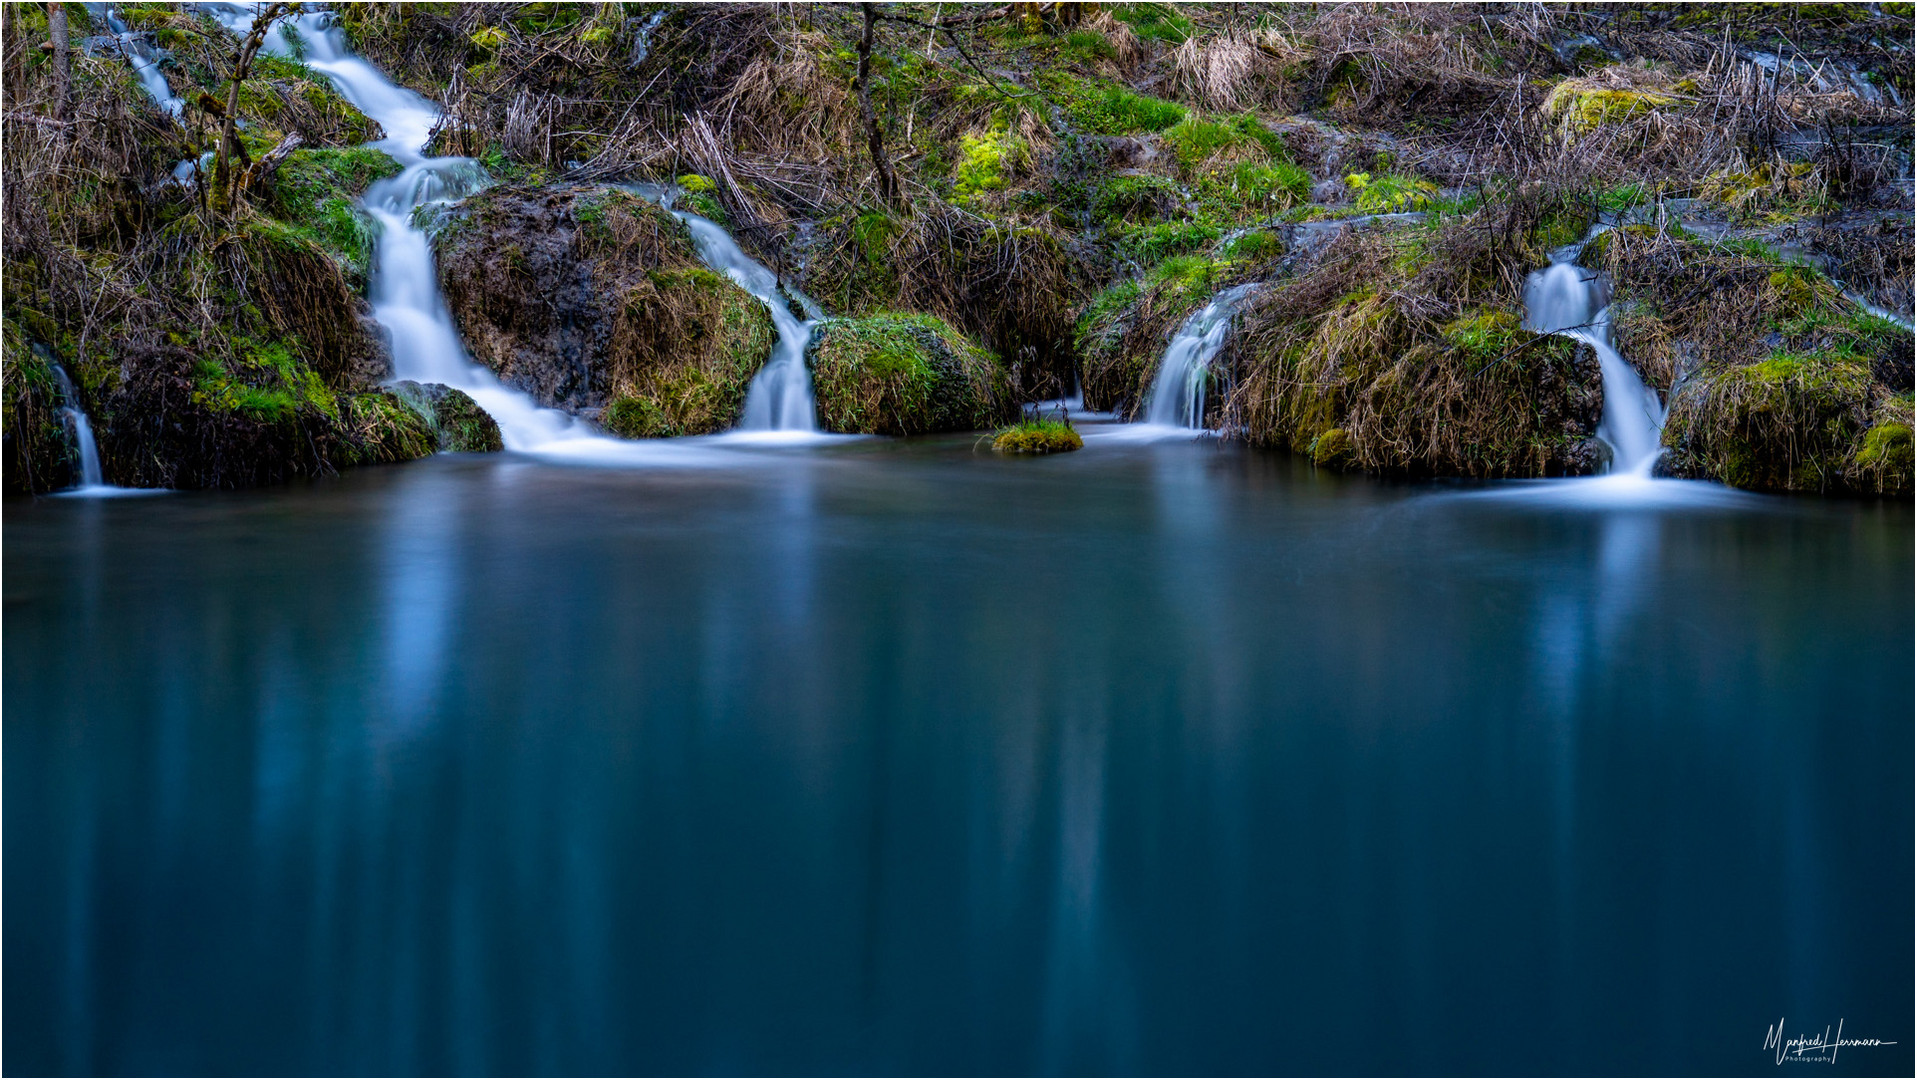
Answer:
[993, 419, 1083, 455]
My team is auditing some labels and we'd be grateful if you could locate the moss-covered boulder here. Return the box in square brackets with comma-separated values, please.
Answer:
[598, 267, 778, 437]
[1598, 225, 1914, 495]
[391, 381, 504, 452]
[436, 184, 777, 435]
[808, 313, 1015, 435]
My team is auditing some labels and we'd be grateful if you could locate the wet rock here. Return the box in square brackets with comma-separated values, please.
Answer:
[391, 381, 503, 452]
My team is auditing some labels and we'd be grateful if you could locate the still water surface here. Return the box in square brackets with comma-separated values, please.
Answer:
[6, 436, 1911, 1075]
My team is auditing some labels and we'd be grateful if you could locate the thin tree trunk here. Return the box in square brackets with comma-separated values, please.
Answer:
[857, 3, 897, 207]
[47, 2, 70, 122]
[212, 2, 288, 213]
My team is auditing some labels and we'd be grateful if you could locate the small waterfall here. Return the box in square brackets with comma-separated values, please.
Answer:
[89, 5, 182, 117]
[679, 216, 819, 432]
[50, 363, 105, 489]
[1524, 250, 1667, 475]
[1142, 284, 1258, 428]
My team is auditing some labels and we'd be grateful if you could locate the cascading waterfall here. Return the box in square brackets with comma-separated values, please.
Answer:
[1141, 284, 1259, 429]
[50, 363, 105, 490]
[198, 4, 595, 451]
[1523, 246, 1667, 475]
[89, 5, 182, 117]
[624, 183, 823, 433]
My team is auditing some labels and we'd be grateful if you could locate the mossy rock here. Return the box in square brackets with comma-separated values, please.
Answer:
[390, 380, 505, 452]
[1664, 351, 1876, 492]
[993, 419, 1083, 454]
[808, 313, 1014, 435]
[1542, 82, 1677, 137]
[600, 266, 779, 437]
[267, 147, 404, 288]
[340, 390, 438, 465]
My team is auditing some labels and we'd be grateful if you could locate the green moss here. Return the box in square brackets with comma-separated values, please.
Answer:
[268, 148, 403, 286]
[1855, 420, 1912, 469]
[1667, 350, 1874, 491]
[993, 418, 1083, 454]
[1310, 427, 1354, 466]
[1442, 310, 1524, 364]
[808, 313, 1012, 435]
[1344, 171, 1440, 213]
[1543, 84, 1676, 136]
[955, 129, 1026, 201]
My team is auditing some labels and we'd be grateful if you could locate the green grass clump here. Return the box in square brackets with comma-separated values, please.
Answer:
[993, 418, 1083, 454]
[1070, 84, 1187, 135]
[1110, 221, 1223, 263]
[1112, 3, 1193, 42]
[1091, 174, 1182, 223]
[600, 265, 776, 437]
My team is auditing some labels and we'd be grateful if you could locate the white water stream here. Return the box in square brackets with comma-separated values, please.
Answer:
[1523, 249, 1667, 476]
[680, 217, 820, 433]
[48, 362, 156, 498]
[51, 364, 103, 488]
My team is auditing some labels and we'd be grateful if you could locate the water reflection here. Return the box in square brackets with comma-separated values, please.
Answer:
[3, 444, 1911, 1074]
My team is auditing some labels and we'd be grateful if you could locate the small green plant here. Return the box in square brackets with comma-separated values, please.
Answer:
[993, 417, 1083, 454]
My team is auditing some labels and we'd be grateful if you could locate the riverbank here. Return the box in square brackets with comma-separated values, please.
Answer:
[3, 3, 1911, 497]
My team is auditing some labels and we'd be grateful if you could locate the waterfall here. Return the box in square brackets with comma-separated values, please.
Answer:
[624, 183, 824, 434]
[210, 5, 828, 451]
[1141, 284, 1258, 429]
[50, 364, 105, 490]
[203, 5, 593, 451]
[89, 5, 182, 117]
[1523, 249, 1667, 476]
[679, 216, 819, 432]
